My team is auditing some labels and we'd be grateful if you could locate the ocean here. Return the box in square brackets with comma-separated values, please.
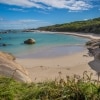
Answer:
[0, 32, 89, 58]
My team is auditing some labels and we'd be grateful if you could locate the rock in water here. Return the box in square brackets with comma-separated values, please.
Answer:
[0, 51, 31, 83]
[24, 38, 36, 44]
[2, 43, 7, 46]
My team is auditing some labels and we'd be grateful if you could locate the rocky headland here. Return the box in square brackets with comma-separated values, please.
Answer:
[86, 39, 100, 74]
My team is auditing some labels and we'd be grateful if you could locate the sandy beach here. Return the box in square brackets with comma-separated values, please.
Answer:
[16, 32, 100, 82]
[41, 31, 100, 39]
[16, 50, 95, 82]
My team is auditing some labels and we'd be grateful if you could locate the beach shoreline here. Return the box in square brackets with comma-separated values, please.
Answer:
[15, 32, 100, 82]
[40, 31, 100, 39]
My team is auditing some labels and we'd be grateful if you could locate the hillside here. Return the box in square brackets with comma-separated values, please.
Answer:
[38, 17, 100, 34]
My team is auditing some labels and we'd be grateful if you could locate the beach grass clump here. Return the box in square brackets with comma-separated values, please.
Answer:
[0, 72, 100, 100]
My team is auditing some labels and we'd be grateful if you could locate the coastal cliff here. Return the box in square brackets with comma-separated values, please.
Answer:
[0, 51, 31, 83]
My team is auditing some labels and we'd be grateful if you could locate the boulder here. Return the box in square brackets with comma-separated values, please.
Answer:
[86, 39, 100, 48]
[24, 38, 36, 44]
[2, 43, 7, 46]
[0, 43, 12, 47]
[0, 51, 31, 83]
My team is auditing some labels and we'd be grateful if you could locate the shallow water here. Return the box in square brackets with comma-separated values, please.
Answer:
[0, 32, 89, 58]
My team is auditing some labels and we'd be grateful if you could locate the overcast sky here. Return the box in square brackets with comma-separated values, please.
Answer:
[0, 0, 100, 29]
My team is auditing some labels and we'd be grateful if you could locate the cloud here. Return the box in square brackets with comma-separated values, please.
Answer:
[0, 0, 43, 8]
[18, 19, 41, 23]
[67, 1, 92, 11]
[33, 0, 92, 10]
[0, 0, 94, 11]
[83, 18, 88, 21]
[9, 8, 25, 12]
[37, 10, 50, 14]
[0, 19, 51, 29]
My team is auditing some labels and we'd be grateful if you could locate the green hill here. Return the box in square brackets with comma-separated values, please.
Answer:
[38, 17, 100, 34]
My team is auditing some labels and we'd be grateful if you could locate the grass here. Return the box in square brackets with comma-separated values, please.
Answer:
[0, 71, 100, 100]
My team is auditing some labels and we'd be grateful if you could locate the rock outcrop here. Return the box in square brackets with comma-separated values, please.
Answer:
[86, 39, 100, 49]
[86, 39, 100, 73]
[24, 38, 36, 44]
[0, 51, 31, 83]
[0, 43, 12, 47]
[2, 43, 7, 46]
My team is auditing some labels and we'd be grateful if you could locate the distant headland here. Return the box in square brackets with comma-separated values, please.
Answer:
[37, 17, 100, 34]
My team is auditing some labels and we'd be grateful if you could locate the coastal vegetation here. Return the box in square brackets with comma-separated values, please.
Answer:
[0, 72, 100, 100]
[38, 17, 100, 34]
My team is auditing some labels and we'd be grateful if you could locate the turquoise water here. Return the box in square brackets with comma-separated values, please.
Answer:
[0, 32, 89, 58]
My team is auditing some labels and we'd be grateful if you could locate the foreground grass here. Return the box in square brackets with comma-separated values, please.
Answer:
[0, 72, 100, 100]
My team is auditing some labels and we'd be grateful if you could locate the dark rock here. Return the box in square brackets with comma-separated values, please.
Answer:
[24, 38, 36, 44]
[0, 43, 13, 47]
[86, 39, 100, 57]
[2, 44, 7, 46]
[86, 39, 100, 49]
[0, 37, 1, 40]
[86, 40, 94, 46]
[92, 42, 100, 47]
[87, 48, 94, 56]
[22, 30, 35, 32]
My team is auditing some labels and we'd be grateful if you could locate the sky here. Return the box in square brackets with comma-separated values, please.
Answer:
[0, 0, 100, 29]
